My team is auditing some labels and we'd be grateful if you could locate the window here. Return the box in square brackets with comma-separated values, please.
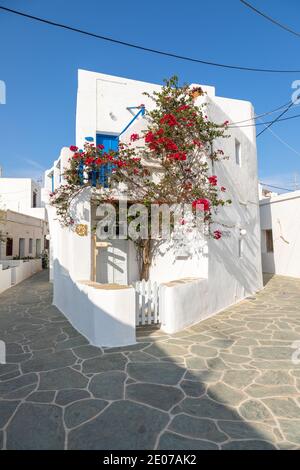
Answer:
[266, 229, 274, 253]
[6, 238, 13, 256]
[32, 191, 37, 208]
[36, 239, 41, 256]
[29, 238, 33, 254]
[235, 139, 241, 166]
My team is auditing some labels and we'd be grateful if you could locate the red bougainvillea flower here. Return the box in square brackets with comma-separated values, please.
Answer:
[95, 158, 102, 165]
[221, 186, 226, 192]
[69, 145, 78, 152]
[168, 152, 186, 161]
[133, 168, 139, 175]
[145, 131, 155, 143]
[192, 198, 210, 212]
[73, 153, 81, 159]
[208, 175, 218, 186]
[193, 139, 203, 148]
[97, 144, 104, 149]
[160, 113, 178, 126]
[177, 105, 190, 112]
[130, 133, 139, 142]
[213, 230, 222, 240]
[85, 157, 94, 165]
[156, 128, 164, 136]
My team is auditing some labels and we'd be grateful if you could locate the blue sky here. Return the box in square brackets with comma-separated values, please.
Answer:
[1, 0, 300, 190]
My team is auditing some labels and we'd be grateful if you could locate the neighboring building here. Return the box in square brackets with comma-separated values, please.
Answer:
[43, 70, 263, 347]
[260, 189, 300, 278]
[0, 174, 48, 261]
[0, 177, 46, 220]
[0, 209, 48, 260]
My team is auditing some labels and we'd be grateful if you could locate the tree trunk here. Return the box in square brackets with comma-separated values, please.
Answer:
[140, 239, 151, 281]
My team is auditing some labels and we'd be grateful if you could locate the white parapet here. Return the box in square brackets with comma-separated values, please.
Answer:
[0, 259, 43, 294]
[53, 272, 136, 347]
[159, 277, 209, 334]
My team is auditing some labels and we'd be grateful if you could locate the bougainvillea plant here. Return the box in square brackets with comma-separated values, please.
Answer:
[50, 76, 231, 280]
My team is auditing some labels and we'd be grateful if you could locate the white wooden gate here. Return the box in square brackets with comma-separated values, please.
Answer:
[134, 280, 160, 326]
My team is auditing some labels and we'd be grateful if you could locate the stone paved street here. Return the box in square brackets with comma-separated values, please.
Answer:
[1, 271, 300, 450]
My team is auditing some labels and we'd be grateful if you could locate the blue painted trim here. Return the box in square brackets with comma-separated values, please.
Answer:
[119, 106, 145, 137]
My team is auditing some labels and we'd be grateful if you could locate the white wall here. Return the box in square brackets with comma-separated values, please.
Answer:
[0, 178, 42, 212]
[260, 191, 300, 278]
[0, 259, 42, 294]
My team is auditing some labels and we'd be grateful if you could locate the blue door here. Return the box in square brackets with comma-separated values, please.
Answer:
[96, 134, 119, 187]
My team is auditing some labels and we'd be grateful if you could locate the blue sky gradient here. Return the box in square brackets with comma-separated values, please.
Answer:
[1, 0, 300, 189]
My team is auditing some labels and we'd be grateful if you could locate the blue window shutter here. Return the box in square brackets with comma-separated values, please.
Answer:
[96, 134, 119, 187]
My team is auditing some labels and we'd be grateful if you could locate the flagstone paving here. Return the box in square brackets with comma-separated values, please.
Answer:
[1, 271, 300, 449]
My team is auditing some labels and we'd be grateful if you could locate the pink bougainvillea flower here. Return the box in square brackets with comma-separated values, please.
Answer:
[192, 198, 210, 212]
[213, 230, 222, 240]
[130, 133, 139, 142]
[224, 120, 229, 126]
[97, 144, 104, 149]
[69, 145, 78, 152]
[221, 186, 226, 192]
[208, 175, 218, 186]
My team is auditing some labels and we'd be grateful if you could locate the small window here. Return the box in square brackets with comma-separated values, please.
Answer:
[29, 238, 33, 254]
[235, 139, 241, 166]
[36, 239, 41, 256]
[238, 238, 243, 258]
[266, 229, 274, 253]
[32, 191, 37, 208]
[6, 238, 13, 256]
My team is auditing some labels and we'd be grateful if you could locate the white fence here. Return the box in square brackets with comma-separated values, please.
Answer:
[134, 280, 160, 326]
[0, 259, 42, 294]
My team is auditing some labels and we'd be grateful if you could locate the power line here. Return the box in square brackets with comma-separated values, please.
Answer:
[228, 99, 292, 125]
[1, 5, 300, 73]
[228, 108, 300, 129]
[256, 101, 296, 137]
[240, 0, 300, 38]
[260, 182, 293, 192]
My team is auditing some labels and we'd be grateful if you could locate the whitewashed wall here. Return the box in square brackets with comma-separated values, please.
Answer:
[260, 191, 300, 278]
[44, 70, 263, 341]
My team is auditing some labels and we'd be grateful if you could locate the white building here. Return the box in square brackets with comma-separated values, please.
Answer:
[43, 70, 263, 347]
[0, 177, 46, 220]
[260, 189, 300, 278]
[0, 175, 48, 261]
